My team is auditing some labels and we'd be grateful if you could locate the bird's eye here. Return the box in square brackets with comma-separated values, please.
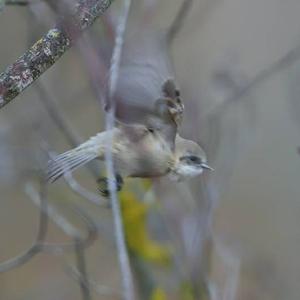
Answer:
[188, 156, 201, 164]
[148, 127, 155, 133]
[179, 155, 202, 164]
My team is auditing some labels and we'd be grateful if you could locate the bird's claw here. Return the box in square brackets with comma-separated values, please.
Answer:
[97, 174, 124, 197]
[155, 97, 184, 126]
[168, 98, 184, 126]
[161, 79, 184, 126]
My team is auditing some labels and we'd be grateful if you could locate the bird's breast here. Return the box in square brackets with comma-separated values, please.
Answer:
[113, 134, 173, 178]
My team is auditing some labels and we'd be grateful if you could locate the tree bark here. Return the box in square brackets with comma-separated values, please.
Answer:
[0, 0, 113, 108]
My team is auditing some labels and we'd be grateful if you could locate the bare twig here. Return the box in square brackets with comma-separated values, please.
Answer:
[27, 9, 104, 202]
[76, 33, 110, 108]
[35, 83, 102, 178]
[0, 0, 33, 10]
[45, 149, 104, 206]
[35, 82, 83, 147]
[0, 180, 48, 272]
[167, 0, 193, 43]
[0, 244, 39, 273]
[213, 238, 240, 300]
[204, 43, 300, 123]
[4, 0, 30, 5]
[26, 183, 81, 238]
[63, 171, 106, 206]
[0, 180, 97, 273]
[74, 238, 92, 300]
[25, 183, 97, 254]
[105, 0, 135, 299]
[66, 264, 121, 298]
[0, 0, 114, 108]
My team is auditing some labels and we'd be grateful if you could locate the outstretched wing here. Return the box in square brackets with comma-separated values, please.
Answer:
[112, 30, 183, 147]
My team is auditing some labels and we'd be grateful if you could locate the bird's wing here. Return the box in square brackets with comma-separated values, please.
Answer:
[112, 30, 183, 148]
[47, 131, 109, 182]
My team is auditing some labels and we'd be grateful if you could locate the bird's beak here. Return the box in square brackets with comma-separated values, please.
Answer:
[201, 163, 214, 171]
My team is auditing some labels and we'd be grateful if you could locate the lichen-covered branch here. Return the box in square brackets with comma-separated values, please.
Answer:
[0, 0, 113, 108]
[1, 0, 29, 7]
[7, 0, 30, 5]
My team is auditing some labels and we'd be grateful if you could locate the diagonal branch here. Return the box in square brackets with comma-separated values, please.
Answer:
[0, 180, 48, 273]
[74, 238, 92, 300]
[167, 0, 193, 43]
[0, 0, 114, 108]
[204, 42, 300, 123]
[2, 0, 30, 6]
[105, 0, 135, 299]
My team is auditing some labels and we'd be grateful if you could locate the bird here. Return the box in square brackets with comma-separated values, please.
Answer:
[47, 9, 213, 193]
[47, 122, 212, 195]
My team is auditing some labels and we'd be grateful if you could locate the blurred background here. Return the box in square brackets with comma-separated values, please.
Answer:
[0, 0, 300, 299]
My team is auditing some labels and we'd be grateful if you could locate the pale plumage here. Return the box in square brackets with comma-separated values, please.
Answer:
[113, 30, 183, 147]
[47, 124, 174, 183]
[47, 19, 212, 185]
[47, 123, 211, 184]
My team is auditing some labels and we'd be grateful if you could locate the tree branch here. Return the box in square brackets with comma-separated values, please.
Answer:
[167, 0, 193, 43]
[0, 0, 114, 108]
[0, 180, 48, 273]
[74, 238, 92, 300]
[3, 0, 30, 6]
[204, 43, 300, 123]
[105, 0, 135, 299]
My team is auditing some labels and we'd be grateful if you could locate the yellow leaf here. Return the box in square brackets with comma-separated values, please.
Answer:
[119, 181, 170, 265]
[151, 287, 167, 300]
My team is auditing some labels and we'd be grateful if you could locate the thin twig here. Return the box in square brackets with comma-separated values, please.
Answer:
[34, 82, 101, 177]
[27, 7, 104, 203]
[167, 0, 193, 43]
[35, 82, 83, 147]
[0, 245, 39, 273]
[25, 183, 97, 254]
[4, 0, 30, 5]
[0, 0, 34, 9]
[46, 149, 104, 206]
[74, 238, 92, 300]
[105, 0, 135, 299]
[213, 238, 240, 300]
[0, 0, 114, 108]
[27, 183, 81, 238]
[76, 33, 109, 108]
[0, 181, 97, 272]
[204, 43, 300, 123]
[64, 171, 106, 206]
[0, 180, 48, 272]
[66, 264, 121, 298]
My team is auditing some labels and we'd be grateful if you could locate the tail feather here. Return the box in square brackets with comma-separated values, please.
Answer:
[47, 151, 98, 183]
[47, 140, 105, 183]
[48, 152, 89, 171]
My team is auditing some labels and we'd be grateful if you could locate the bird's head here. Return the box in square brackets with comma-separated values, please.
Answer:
[169, 135, 213, 181]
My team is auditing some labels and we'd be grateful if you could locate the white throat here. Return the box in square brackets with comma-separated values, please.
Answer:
[169, 165, 203, 182]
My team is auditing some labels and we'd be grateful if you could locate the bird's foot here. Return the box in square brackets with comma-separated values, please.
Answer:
[97, 174, 124, 197]
[161, 79, 184, 125]
[155, 97, 184, 126]
[167, 97, 184, 126]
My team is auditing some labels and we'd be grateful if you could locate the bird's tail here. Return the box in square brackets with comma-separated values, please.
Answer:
[47, 133, 107, 183]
